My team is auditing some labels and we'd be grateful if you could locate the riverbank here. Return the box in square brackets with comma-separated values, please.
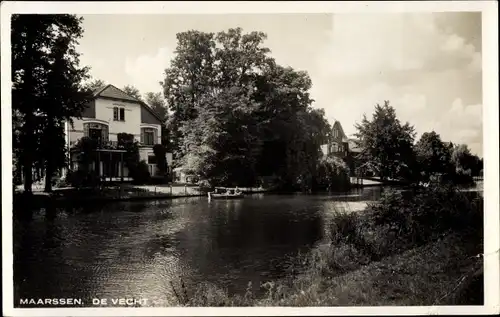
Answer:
[170, 185, 483, 306]
[13, 184, 273, 209]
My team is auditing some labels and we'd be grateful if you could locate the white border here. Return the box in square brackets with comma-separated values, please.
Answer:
[1, 1, 499, 316]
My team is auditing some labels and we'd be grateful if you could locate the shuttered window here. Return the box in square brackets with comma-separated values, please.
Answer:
[113, 107, 118, 121]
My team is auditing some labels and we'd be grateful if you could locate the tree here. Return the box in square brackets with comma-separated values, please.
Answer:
[84, 79, 106, 92]
[11, 14, 92, 193]
[153, 144, 169, 177]
[354, 101, 417, 182]
[451, 144, 474, 175]
[162, 30, 218, 156]
[122, 85, 142, 101]
[316, 156, 350, 191]
[145, 92, 171, 149]
[145, 92, 167, 119]
[179, 85, 261, 186]
[162, 28, 331, 189]
[414, 131, 454, 183]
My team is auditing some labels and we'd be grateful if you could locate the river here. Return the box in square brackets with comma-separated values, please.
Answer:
[12, 187, 392, 307]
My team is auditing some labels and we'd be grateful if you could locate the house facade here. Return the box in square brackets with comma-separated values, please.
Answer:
[64, 84, 172, 181]
[320, 120, 366, 176]
[321, 121, 350, 158]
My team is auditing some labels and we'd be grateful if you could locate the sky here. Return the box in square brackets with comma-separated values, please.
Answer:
[77, 12, 483, 156]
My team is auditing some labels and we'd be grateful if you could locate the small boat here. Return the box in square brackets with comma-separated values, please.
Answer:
[208, 187, 244, 200]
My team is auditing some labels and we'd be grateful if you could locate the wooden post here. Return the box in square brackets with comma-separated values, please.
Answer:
[170, 185, 172, 196]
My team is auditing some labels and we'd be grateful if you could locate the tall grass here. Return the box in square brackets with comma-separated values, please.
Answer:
[170, 185, 483, 306]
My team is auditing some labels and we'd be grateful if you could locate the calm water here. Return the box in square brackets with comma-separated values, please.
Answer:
[13, 188, 384, 307]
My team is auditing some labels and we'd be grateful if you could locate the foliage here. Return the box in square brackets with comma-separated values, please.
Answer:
[145, 91, 168, 120]
[414, 131, 455, 183]
[153, 144, 169, 176]
[122, 85, 143, 101]
[130, 160, 151, 185]
[117, 132, 140, 175]
[73, 136, 98, 170]
[115, 133, 151, 184]
[162, 28, 330, 188]
[367, 186, 482, 252]
[83, 79, 106, 92]
[66, 169, 100, 188]
[450, 144, 482, 184]
[353, 101, 417, 183]
[11, 14, 93, 193]
[145, 91, 171, 149]
[316, 156, 350, 191]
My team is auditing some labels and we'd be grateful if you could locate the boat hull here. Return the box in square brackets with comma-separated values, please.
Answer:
[208, 192, 244, 199]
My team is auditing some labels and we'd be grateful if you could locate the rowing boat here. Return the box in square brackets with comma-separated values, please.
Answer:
[207, 191, 244, 200]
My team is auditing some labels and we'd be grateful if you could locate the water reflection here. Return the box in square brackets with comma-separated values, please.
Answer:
[14, 189, 384, 307]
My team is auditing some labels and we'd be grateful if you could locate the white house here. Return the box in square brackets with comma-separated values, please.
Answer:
[64, 84, 172, 181]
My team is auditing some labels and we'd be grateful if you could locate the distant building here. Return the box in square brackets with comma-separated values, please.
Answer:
[63, 84, 172, 181]
[321, 121, 350, 158]
[320, 121, 366, 176]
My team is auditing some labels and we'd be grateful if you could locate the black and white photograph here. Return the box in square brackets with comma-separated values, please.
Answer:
[2, 1, 499, 316]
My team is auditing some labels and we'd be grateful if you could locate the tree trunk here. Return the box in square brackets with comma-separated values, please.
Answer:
[44, 164, 53, 192]
[22, 161, 33, 194]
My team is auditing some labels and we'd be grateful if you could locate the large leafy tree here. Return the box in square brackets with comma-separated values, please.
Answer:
[162, 30, 218, 157]
[12, 14, 92, 193]
[162, 27, 331, 188]
[414, 131, 454, 183]
[354, 101, 417, 182]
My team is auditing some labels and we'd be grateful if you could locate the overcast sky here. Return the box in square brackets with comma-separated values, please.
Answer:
[77, 13, 482, 155]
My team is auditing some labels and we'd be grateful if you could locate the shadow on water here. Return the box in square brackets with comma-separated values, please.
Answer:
[14, 189, 388, 305]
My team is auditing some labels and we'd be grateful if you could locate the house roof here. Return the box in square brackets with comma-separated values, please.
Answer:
[93, 84, 164, 122]
[333, 120, 349, 142]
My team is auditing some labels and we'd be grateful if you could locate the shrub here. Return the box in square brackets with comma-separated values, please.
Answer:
[66, 169, 100, 188]
[153, 144, 169, 177]
[54, 176, 70, 188]
[130, 160, 151, 184]
[366, 185, 482, 252]
[316, 156, 351, 191]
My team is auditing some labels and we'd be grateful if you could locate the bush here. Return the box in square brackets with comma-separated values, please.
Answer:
[130, 160, 151, 184]
[153, 144, 169, 176]
[366, 185, 482, 252]
[66, 170, 100, 188]
[316, 156, 351, 191]
[54, 176, 70, 188]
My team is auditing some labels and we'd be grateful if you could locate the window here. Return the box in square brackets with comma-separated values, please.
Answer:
[141, 127, 156, 146]
[113, 106, 126, 121]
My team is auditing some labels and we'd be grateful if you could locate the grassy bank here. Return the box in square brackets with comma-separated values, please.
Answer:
[170, 185, 483, 306]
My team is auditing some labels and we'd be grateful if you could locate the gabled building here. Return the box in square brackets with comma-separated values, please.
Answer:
[64, 84, 172, 181]
[321, 120, 350, 158]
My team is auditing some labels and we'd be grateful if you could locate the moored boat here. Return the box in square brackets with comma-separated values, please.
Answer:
[208, 187, 244, 200]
